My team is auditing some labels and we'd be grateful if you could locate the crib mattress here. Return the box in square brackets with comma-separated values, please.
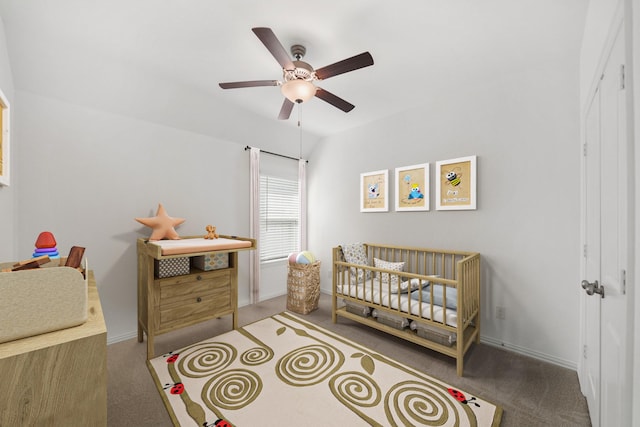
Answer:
[337, 280, 458, 328]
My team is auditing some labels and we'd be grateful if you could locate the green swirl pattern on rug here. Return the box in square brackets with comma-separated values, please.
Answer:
[147, 312, 502, 427]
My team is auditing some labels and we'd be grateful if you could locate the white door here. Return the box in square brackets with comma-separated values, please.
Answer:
[582, 77, 601, 426]
[580, 20, 630, 427]
[597, 21, 629, 426]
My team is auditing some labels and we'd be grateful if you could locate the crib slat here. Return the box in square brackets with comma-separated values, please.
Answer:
[332, 244, 481, 376]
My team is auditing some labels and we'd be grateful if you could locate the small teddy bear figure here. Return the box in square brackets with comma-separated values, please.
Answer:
[204, 225, 219, 239]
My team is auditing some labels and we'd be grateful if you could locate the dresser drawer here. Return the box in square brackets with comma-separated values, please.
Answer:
[157, 270, 231, 307]
[138, 237, 254, 359]
[159, 288, 231, 330]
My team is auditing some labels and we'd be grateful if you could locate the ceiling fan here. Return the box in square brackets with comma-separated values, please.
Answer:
[219, 27, 374, 120]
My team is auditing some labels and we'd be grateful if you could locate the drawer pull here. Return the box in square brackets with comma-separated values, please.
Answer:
[196, 275, 202, 281]
[196, 297, 202, 303]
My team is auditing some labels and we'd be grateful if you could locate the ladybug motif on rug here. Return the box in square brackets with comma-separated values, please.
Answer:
[163, 382, 184, 395]
[448, 388, 481, 407]
[163, 351, 180, 364]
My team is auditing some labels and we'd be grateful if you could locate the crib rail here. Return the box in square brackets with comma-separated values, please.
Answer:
[332, 243, 481, 376]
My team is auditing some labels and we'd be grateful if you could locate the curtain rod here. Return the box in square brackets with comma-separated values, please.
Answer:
[244, 146, 308, 163]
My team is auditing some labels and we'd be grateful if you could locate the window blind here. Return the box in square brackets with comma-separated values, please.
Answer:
[259, 175, 299, 262]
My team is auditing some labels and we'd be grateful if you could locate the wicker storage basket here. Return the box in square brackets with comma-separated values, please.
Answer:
[286, 261, 321, 314]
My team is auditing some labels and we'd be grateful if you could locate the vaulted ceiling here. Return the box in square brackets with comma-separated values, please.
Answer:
[0, 0, 587, 144]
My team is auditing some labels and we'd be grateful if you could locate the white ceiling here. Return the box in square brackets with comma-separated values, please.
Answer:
[0, 0, 587, 142]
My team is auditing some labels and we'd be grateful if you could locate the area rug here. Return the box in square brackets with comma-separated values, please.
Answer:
[148, 312, 502, 427]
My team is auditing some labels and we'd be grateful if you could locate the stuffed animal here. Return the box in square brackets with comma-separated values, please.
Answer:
[204, 225, 219, 239]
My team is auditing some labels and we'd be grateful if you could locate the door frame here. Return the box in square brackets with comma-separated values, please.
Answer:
[633, 0, 640, 423]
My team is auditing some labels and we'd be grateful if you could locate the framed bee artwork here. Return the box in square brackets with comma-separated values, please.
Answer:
[360, 169, 389, 212]
[395, 163, 429, 211]
[435, 155, 477, 210]
[0, 87, 9, 187]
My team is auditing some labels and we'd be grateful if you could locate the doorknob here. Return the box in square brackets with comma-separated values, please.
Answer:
[581, 280, 605, 298]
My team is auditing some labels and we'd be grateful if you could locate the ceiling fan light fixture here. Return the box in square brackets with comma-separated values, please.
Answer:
[219, 28, 374, 119]
[281, 79, 316, 103]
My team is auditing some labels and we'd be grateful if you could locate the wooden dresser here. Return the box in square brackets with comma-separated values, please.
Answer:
[137, 236, 255, 359]
[0, 271, 107, 426]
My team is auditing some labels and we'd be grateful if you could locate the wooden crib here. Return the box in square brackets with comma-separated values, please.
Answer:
[332, 243, 481, 376]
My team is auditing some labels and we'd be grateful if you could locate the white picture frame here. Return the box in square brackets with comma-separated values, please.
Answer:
[435, 155, 477, 210]
[360, 169, 389, 212]
[395, 163, 429, 211]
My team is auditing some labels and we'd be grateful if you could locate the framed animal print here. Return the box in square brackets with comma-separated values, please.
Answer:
[360, 169, 388, 212]
[395, 163, 429, 211]
[435, 156, 477, 210]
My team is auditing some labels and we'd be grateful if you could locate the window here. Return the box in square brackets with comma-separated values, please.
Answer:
[259, 175, 299, 262]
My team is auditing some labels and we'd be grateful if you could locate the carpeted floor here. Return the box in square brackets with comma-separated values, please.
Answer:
[107, 293, 591, 426]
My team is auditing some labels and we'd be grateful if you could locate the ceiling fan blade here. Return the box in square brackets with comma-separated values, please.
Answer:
[315, 88, 355, 113]
[278, 98, 295, 120]
[252, 27, 295, 70]
[219, 80, 279, 89]
[315, 52, 374, 80]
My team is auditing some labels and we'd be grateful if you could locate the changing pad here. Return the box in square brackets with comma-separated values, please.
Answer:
[149, 237, 253, 256]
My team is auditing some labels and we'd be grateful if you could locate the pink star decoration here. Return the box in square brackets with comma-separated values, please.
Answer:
[135, 203, 185, 241]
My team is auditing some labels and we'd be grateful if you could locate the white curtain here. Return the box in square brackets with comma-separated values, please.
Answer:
[298, 159, 307, 250]
[249, 147, 260, 304]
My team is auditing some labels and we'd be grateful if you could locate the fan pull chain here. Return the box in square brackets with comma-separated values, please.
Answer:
[298, 103, 303, 159]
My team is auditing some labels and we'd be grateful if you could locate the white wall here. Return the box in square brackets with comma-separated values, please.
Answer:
[13, 91, 256, 342]
[633, 0, 640, 421]
[308, 57, 582, 367]
[0, 15, 15, 261]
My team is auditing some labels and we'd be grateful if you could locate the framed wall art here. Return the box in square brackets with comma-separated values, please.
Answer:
[360, 169, 389, 212]
[435, 155, 477, 210]
[395, 163, 429, 211]
[0, 87, 9, 187]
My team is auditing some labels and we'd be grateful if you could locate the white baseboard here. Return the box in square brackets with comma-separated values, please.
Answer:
[327, 287, 577, 370]
[107, 330, 139, 345]
[480, 335, 577, 371]
[107, 293, 288, 346]
[257, 290, 287, 302]
[108, 291, 577, 373]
